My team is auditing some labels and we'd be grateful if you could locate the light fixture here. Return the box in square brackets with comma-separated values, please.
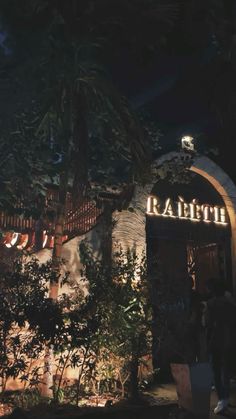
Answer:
[181, 135, 195, 151]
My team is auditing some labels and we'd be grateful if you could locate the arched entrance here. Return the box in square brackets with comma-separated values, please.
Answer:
[147, 171, 232, 294]
[191, 156, 236, 293]
[113, 153, 236, 376]
[113, 153, 236, 294]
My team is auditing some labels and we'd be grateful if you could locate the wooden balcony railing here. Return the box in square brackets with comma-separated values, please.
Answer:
[0, 189, 103, 251]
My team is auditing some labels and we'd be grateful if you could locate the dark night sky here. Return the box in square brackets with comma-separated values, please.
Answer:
[111, 42, 221, 153]
[0, 1, 227, 153]
[1, 1, 234, 177]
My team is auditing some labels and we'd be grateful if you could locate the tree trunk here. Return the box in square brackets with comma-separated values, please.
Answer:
[42, 176, 68, 398]
[50, 211, 66, 299]
[100, 203, 113, 276]
[50, 173, 68, 299]
[41, 345, 54, 398]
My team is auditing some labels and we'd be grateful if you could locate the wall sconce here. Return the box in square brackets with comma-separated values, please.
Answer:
[181, 135, 195, 151]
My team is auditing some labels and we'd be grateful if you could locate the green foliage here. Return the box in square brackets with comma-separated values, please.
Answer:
[5, 388, 42, 410]
[153, 152, 194, 185]
[0, 246, 152, 403]
[49, 260, 109, 403]
[108, 247, 151, 357]
[0, 0, 189, 213]
[1, 0, 235, 212]
[79, 241, 152, 398]
[0, 3, 154, 213]
[0, 0, 181, 64]
[0, 253, 104, 403]
[0, 257, 65, 392]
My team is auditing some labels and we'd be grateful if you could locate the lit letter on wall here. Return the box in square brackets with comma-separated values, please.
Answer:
[178, 196, 184, 217]
[202, 204, 212, 222]
[147, 196, 160, 215]
[177, 196, 190, 218]
[189, 199, 201, 221]
[220, 207, 226, 223]
[162, 198, 175, 217]
[195, 204, 202, 220]
[214, 206, 221, 223]
[146, 195, 228, 225]
[189, 199, 197, 219]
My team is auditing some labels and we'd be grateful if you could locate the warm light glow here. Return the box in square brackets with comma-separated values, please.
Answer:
[42, 231, 48, 248]
[181, 135, 194, 151]
[17, 234, 29, 249]
[147, 195, 228, 225]
[5, 232, 19, 248]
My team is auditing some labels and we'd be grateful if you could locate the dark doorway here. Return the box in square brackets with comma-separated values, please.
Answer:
[146, 173, 232, 378]
[147, 172, 232, 293]
[187, 241, 231, 294]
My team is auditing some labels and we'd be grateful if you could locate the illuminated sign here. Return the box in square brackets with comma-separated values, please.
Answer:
[146, 195, 228, 225]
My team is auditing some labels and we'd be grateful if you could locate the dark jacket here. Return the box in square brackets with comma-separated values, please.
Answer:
[206, 295, 236, 354]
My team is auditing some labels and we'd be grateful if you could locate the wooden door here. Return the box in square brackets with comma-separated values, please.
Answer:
[194, 244, 220, 294]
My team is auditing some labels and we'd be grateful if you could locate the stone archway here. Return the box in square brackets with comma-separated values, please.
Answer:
[113, 153, 236, 293]
[191, 155, 236, 291]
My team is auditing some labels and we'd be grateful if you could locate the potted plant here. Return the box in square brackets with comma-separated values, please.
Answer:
[168, 312, 212, 419]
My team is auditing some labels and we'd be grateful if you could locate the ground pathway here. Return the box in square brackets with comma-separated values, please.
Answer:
[2, 381, 236, 419]
[145, 380, 236, 418]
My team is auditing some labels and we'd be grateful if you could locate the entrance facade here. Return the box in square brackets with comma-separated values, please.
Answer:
[143, 169, 233, 374]
[112, 153, 236, 376]
[146, 173, 232, 295]
[112, 152, 236, 378]
[113, 153, 236, 295]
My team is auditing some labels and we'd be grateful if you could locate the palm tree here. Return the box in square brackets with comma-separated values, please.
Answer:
[34, 36, 152, 297]
[0, 0, 182, 396]
[0, 1, 182, 286]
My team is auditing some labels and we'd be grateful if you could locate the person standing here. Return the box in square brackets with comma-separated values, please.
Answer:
[185, 275, 208, 362]
[206, 279, 236, 414]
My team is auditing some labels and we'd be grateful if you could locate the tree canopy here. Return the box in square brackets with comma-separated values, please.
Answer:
[0, 0, 235, 209]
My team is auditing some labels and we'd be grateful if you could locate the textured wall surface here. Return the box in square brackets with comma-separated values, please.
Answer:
[113, 153, 236, 292]
[35, 154, 236, 292]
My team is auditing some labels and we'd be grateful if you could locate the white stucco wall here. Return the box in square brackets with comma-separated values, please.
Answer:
[35, 220, 103, 295]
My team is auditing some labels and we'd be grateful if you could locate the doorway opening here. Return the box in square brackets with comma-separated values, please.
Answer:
[146, 172, 232, 377]
[147, 172, 232, 296]
[187, 241, 231, 294]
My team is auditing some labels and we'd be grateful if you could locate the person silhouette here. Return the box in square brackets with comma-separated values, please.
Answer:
[206, 279, 236, 414]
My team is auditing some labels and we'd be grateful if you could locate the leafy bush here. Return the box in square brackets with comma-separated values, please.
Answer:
[79, 242, 152, 400]
[0, 257, 65, 393]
